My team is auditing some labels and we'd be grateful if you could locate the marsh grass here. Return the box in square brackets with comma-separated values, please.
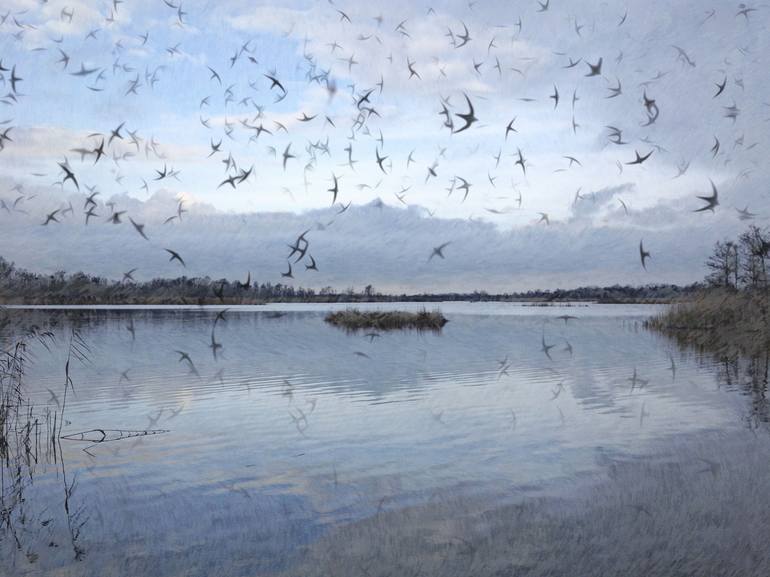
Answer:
[0, 338, 56, 555]
[1, 317, 92, 564]
[646, 289, 770, 357]
[324, 308, 448, 331]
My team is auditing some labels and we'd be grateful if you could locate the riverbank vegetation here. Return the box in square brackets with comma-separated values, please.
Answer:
[648, 225, 770, 356]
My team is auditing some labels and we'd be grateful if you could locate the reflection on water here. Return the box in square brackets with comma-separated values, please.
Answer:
[1, 303, 770, 576]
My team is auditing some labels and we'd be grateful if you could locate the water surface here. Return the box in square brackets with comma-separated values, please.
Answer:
[2, 302, 769, 576]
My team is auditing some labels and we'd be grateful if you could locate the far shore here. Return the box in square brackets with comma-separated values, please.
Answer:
[0, 297, 679, 308]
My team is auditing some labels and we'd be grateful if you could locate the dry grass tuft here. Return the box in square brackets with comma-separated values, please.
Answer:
[325, 309, 448, 331]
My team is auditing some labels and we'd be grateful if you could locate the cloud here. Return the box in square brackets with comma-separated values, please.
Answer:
[0, 176, 750, 293]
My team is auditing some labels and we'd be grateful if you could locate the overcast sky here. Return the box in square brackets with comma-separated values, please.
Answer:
[0, 0, 768, 292]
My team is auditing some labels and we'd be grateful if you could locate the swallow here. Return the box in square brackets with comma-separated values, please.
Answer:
[606, 78, 622, 98]
[541, 335, 555, 360]
[208, 139, 221, 157]
[108, 122, 125, 145]
[209, 330, 222, 360]
[282, 143, 295, 170]
[736, 4, 758, 20]
[264, 73, 286, 94]
[549, 84, 559, 109]
[671, 45, 696, 68]
[626, 150, 653, 165]
[58, 161, 79, 190]
[672, 159, 690, 179]
[165, 248, 186, 267]
[154, 163, 169, 180]
[515, 148, 527, 175]
[454, 22, 471, 47]
[328, 173, 339, 204]
[375, 148, 388, 173]
[9, 66, 22, 93]
[585, 58, 602, 77]
[123, 268, 137, 283]
[456, 177, 471, 201]
[129, 217, 148, 240]
[710, 136, 720, 158]
[237, 165, 253, 184]
[42, 209, 60, 225]
[207, 66, 221, 85]
[407, 57, 420, 79]
[107, 210, 126, 224]
[736, 206, 756, 221]
[218, 174, 238, 189]
[428, 242, 451, 261]
[84, 206, 98, 224]
[639, 240, 651, 270]
[713, 77, 727, 98]
[693, 180, 719, 213]
[453, 93, 477, 133]
[563, 57, 581, 69]
[92, 139, 106, 164]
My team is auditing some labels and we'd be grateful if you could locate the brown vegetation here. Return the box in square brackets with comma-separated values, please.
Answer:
[647, 289, 770, 357]
[324, 308, 448, 331]
[648, 225, 770, 357]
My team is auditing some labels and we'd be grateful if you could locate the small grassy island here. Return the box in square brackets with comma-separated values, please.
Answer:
[324, 309, 448, 331]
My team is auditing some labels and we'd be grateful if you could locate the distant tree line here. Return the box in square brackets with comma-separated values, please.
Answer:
[705, 225, 770, 290]
[0, 256, 699, 305]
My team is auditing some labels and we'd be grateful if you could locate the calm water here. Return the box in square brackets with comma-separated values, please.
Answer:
[2, 302, 770, 576]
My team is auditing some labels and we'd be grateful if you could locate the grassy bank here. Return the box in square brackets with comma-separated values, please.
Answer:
[647, 289, 770, 356]
[324, 309, 448, 331]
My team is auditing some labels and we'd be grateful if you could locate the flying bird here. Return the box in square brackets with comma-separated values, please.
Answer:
[693, 180, 719, 213]
[428, 242, 451, 261]
[165, 249, 186, 267]
[639, 240, 651, 270]
[626, 150, 653, 165]
[453, 94, 478, 133]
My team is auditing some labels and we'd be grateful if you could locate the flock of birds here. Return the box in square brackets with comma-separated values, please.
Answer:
[0, 0, 766, 286]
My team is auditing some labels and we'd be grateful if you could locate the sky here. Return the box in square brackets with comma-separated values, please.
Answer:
[0, 0, 768, 292]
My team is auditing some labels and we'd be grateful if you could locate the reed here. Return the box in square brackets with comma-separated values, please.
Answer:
[646, 289, 770, 357]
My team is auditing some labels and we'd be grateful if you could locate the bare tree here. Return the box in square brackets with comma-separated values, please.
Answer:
[706, 240, 738, 289]
[738, 226, 769, 290]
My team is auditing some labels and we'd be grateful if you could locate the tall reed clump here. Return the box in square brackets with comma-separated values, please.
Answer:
[0, 341, 53, 469]
[325, 308, 448, 331]
[646, 289, 770, 357]
[1, 340, 47, 540]
[1, 324, 88, 563]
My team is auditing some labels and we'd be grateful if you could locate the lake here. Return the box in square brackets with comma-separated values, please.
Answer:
[2, 302, 770, 576]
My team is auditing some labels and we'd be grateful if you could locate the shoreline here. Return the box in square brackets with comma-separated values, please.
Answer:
[0, 299, 674, 310]
[0, 297, 682, 307]
[646, 289, 770, 357]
